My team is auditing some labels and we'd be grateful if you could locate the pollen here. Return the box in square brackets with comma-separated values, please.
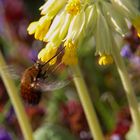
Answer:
[65, 0, 81, 15]
[62, 40, 78, 65]
[98, 54, 113, 66]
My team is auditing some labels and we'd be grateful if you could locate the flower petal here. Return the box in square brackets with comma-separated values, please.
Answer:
[102, 2, 128, 36]
[95, 8, 112, 55]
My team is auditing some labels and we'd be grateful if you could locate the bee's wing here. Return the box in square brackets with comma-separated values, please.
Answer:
[0, 65, 21, 80]
[40, 80, 70, 92]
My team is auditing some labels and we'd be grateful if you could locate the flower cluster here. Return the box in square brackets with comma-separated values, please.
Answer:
[27, 0, 140, 66]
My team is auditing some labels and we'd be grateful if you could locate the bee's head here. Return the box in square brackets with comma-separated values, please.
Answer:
[34, 60, 43, 69]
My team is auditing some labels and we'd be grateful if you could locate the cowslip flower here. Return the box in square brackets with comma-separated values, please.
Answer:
[95, 0, 140, 65]
[27, 0, 67, 40]
[27, 0, 140, 66]
[27, 0, 88, 65]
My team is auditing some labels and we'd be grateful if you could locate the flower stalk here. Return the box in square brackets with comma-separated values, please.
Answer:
[71, 64, 104, 140]
[112, 39, 140, 140]
[0, 51, 34, 140]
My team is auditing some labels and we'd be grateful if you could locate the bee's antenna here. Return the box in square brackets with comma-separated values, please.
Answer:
[35, 46, 66, 79]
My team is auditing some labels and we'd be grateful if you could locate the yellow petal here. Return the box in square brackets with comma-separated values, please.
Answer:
[98, 54, 113, 66]
[38, 44, 58, 65]
[62, 40, 78, 65]
[27, 22, 38, 35]
[34, 19, 51, 41]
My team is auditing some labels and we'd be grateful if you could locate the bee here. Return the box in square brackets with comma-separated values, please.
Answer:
[20, 61, 43, 105]
[20, 47, 68, 105]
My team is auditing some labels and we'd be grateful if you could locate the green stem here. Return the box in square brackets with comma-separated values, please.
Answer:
[71, 64, 104, 140]
[112, 40, 140, 140]
[0, 51, 34, 140]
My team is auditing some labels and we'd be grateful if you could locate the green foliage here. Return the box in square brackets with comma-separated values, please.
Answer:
[34, 124, 77, 140]
[47, 90, 67, 123]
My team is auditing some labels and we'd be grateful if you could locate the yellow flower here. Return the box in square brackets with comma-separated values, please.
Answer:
[98, 54, 113, 66]
[38, 43, 58, 65]
[62, 40, 78, 65]
[65, 0, 81, 15]
[27, 0, 67, 41]
[65, 10, 86, 43]
[40, 0, 67, 16]
[44, 11, 72, 43]
[28, 0, 140, 67]
[27, 16, 51, 41]
[27, 22, 38, 35]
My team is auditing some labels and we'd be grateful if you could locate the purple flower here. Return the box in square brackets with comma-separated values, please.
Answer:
[121, 44, 132, 58]
[28, 50, 38, 62]
[130, 56, 140, 67]
[6, 107, 15, 124]
[110, 134, 122, 140]
[0, 127, 13, 140]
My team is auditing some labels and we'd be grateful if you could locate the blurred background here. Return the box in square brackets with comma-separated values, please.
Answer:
[0, 0, 140, 140]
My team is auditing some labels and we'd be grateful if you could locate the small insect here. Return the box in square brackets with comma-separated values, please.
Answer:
[20, 47, 69, 105]
[20, 61, 43, 105]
